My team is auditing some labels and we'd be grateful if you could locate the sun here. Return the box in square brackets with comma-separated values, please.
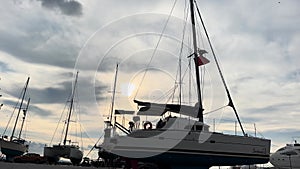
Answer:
[121, 83, 136, 97]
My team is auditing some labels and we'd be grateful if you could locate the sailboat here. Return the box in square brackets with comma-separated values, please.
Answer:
[270, 140, 300, 169]
[0, 77, 30, 161]
[98, 64, 135, 166]
[101, 1, 271, 169]
[43, 71, 83, 165]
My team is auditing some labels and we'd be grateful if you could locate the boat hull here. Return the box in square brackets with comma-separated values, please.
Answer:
[104, 130, 270, 167]
[44, 145, 83, 164]
[0, 138, 28, 159]
[270, 145, 300, 169]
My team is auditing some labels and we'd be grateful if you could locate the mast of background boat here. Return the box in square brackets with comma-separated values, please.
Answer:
[10, 77, 30, 141]
[18, 98, 30, 140]
[63, 71, 79, 145]
[189, 0, 203, 122]
[110, 64, 119, 126]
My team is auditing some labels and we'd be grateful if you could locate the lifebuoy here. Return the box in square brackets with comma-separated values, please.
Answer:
[143, 121, 152, 130]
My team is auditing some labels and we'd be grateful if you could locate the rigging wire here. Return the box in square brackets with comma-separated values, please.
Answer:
[85, 133, 104, 157]
[194, 0, 246, 136]
[134, 0, 178, 99]
[2, 83, 26, 136]
[71, 80, 85, 150]
[172, 0, 189, 105]
[203, 105, 227, 115]
[49, 93, 70, 145]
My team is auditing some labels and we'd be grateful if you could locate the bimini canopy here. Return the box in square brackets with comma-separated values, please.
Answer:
[134, 100, 198, 118]
[115, 109, 135, 115]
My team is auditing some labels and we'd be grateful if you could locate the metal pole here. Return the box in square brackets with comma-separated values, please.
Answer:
[189, 0, 203, 122]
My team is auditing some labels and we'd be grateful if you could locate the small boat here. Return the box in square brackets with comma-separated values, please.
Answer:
[101, 1, 271, 169]
[0, 77, 30, 161]
[270, 140, 300, 169]
[43, 71, 83, 165]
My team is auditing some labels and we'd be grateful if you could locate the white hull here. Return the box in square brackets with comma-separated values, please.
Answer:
[107, 131, 269, 157]
[0, 138, 28, 158]
[270, 143, 300, 169]
[270, 157, 300, 169]
[104, 120, 270, 167]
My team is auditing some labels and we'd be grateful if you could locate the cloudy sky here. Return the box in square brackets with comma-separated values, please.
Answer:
[0, 0, 300, 158]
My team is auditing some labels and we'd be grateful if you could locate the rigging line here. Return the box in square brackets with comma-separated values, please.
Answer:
[194, 0, 246, 136]
[75, 88, 84, 150]
[178, 0, 189, 105]
[171, 4, 188, 104]
[155, 85, 177, 103]
[2, 82, 26, 136]
[168, 85, 179, 103]
[203, 105, 227, 115]
[134, 0, 178, 99]
[49, 98, 69, 145]
[85, 133, 104, 157]
[2, 104, 18, 136]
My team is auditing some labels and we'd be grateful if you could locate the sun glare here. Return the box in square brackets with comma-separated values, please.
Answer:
[121, 83, 136, 97]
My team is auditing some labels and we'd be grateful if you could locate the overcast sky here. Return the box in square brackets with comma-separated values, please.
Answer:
[1, 0, 300, 158]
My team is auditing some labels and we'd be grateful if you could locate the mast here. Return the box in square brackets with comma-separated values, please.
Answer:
[63, 71, 79, 145]
[18, 98, 30, 139]
[11, 77, 30, 141]
[110, 64, 119, 125]
[189, 0, 203, 122]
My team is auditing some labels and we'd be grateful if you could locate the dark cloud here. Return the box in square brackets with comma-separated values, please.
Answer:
[30, 81, 72, 104]
[2, 99, 52, 117]
[38, 0, 82, 17]
[0, 19, 79, 69]
[0, 61, 13, 73]
[95, 83, 108, 102]
[285, 69, 300, 82]
[29, 103, 53, 117]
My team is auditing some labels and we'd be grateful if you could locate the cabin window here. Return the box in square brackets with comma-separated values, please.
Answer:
[280, 150, 298, 155]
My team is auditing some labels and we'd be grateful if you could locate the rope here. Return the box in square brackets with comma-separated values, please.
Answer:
[134, 0, 178, 99]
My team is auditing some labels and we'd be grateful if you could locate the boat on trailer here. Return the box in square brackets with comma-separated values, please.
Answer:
[44, 71, 83, 165]
[0, 77, 30, 161]
[100, 1, 271, 168]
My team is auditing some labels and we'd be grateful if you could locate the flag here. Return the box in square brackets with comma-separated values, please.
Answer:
[196, 55, 210, 66]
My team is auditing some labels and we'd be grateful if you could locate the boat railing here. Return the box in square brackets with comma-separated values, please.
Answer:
[205, 117, 267, 138]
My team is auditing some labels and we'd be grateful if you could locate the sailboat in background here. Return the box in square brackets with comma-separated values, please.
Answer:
[43, 71, 83, 165]
[0, 77, 30, 161]
[101, 1, 271, 169]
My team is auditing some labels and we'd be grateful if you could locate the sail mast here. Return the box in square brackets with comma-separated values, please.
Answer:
[18, 98, 30, 140]
[189, 0, 203, 122]
[110, 64, 119, 125]
[63, 71, 79, 145]
[11, 77, 30, 141]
